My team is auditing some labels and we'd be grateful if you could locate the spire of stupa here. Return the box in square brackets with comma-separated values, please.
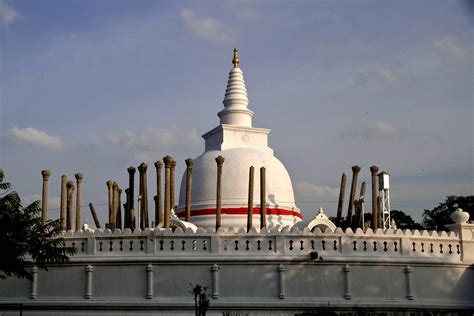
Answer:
[218, 48, 254, 127]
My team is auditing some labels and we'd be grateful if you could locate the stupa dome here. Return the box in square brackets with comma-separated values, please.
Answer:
[175, 48, 302, 229]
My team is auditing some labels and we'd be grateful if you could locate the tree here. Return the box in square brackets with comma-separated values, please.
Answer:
[422, 195, 474, 231]
[190, 283, 210, 316]
[0, 169, 75, 280]
[390, 210, 423, 230]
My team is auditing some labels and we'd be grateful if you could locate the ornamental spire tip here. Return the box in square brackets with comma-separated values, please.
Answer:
[232, 47, 239, 68]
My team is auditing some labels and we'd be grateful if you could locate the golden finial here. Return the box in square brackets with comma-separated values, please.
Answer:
[232, 47, 239, 68]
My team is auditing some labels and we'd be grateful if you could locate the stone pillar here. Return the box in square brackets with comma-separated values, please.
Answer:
[116, 188, 122, 229]
[405, 265, 414, 300]
[66, 181, 75, 230]
[278, 264, 285, 299]
[336, 173, 346, 226]
[343, 264, 352, 300]
[346, 165, 361, 227]
[163, 156, 172, 228]
[75, 173, 84, 231]
[138, 163, 149, 229]
[85, 265, 93, 299]
[247, 166, 254, 232]
[170, 159, 176, 211]
[124, 188, 130, 229]
[215, 156, 225, 231]
[154, 161, 163, 226]
[185, 158, 194, 222]
[146, 264, 154, 299]
[106, 180, 114, 228]
[88, 203, 101, 228]
[260, 167, 267, 229]
[30, 266, 38, 299]
[110, 181, 119, 230]
[370, 165, 379, 230]
[127, 166, 136, 228]
[60, 175, 67, 230]
[211, 264, 219, 299]
[41, 170, 51, 226]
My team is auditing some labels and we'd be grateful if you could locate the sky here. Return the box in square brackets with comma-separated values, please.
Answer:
[0, 0, 472, 225]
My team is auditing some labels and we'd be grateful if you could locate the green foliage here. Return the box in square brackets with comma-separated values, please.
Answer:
[0, 169, 75, 280]
[190, 283, 210, 316]
[422, 195, 473, 231]
[390, 210, 423, 230]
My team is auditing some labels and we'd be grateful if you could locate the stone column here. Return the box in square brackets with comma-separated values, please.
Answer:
[170, 159, 176, 211]
[88, 203, 101, 228]
[127, 166, 136, 228]
[146, 264, 154, 299]
[185, 158, 194, 222]
[247, 166, 254, 232]
[116, 188, 122, 229]
[211, 264, 219, 299]
[215, 156, 225, 231]
[138, 163, 149, 229]
[41, 170, 51, 226]
[66, 181, 75, 230]
[85, 265, 94, 299]
[260, 167, 267, 229]
[106, 180, 113, 228]
[30, 266, 38, 299]
[60, 175, 67, 230]
[278, 264, 285, 299]
[110, 181, 119, 230]
[343, 264, 352, 300]
[336, 173, 346, 226]
[163, 156, 172, 228]
[154, 161, 163, 226]
[75, 173, 84, 231]
[370, 165, 379, 230]
[346, 165, 361, 227]
[405, 265, 414, 300]
[124, 188, 130, 229]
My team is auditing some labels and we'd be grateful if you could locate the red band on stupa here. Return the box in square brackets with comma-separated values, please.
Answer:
[176, 207, 302, 219]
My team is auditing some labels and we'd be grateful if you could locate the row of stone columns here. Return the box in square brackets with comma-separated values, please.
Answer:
[335, 165, 381, 230]
[41, 170, 85, 231]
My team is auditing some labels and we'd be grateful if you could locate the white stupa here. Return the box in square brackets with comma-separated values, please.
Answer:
[176, 48, 302, 229]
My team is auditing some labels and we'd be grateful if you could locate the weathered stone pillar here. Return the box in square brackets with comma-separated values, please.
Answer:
[41, 170, 51, 226]
[110, 181, 119, 230]
[405, 265, 414, 300]
[346, 165, 361, 227]
[124, 188, 130, 229]
[116, 188, 122, 229]
[88, 203, 101, 228]
[278, 264, 285, 299]
[260, 167, 267, 229]
[127, 166, 136, 228]
[215, 156, 225, 231]
[163, 156, 172, 228]
[170, 159, 176, 211]
[370, 165, 379, 230]
[30, 266, 38, 299]
[185, 158, 194, 222]
[336, 173, 346, 226]
[211, 264, 219, 299]
[247, 166, 254, 232]
[60, 175, 67, 230]
[66, 181, 75, 230]
[343, 264, 352, 300]
[106, 180, 113, 228]
[146, 264, 154, 299]
[138, 163, 149, 229]
[154, 161, 163, 226]
[74, 173, 84, 231]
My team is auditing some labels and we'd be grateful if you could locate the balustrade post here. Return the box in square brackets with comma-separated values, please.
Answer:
[278, 264, 285, 299]
[211, 264, 219, 299]
[146, 264, 154, 299]
[343, 264, 352, 300]
[85, 265, 94, 299]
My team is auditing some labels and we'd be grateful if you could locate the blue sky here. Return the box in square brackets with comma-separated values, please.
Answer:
[0, 0, 472, 224]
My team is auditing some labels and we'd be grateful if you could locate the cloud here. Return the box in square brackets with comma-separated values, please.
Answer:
[378, 66, 397, 83]
[180, 8, 231, 44]
[433, 36, 468, 61]
[106, 127, 202, 161]
[0, 0, 20, 27]
[294, 182, 339, 202]
[353, 65, 397, 86]
[11, 127, 63, 149]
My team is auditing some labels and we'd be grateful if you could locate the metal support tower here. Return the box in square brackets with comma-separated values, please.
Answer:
[378, 171, 391, 230]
